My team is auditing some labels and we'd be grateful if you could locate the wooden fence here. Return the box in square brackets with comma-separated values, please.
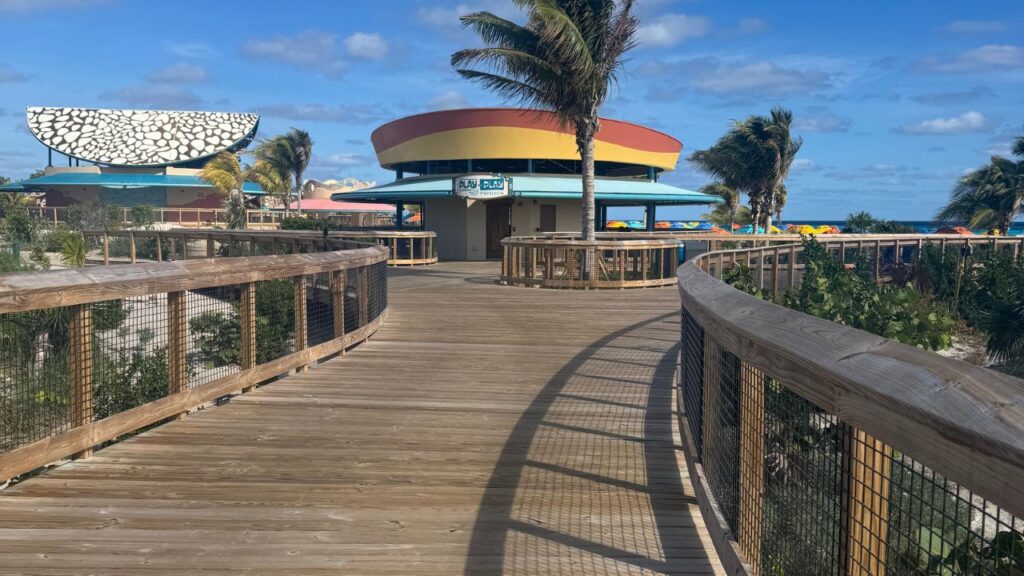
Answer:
[81, 229, 437, 267]
[0, 236, 389, 482]
[501, 236, 680, 288]
[677, 235, 1024, 575]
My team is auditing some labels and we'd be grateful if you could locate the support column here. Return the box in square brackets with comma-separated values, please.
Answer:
[68, 304, 93, 459]
[167, 291, 187, 419]
[646, 202, 657, 232]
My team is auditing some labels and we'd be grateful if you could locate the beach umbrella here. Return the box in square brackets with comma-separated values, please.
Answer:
[935, 226, 974, 235]
[626, 220, 644, 229]
[606, 220, 628, 229]
[655, 221, 671, 229]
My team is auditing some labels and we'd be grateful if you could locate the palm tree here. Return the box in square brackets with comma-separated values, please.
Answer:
[451, 0, 638, 241]
[60, 232, 86, 268]
[844, 211, 877, 234]
[773, 184, 787, 224]
[256, 129, 313, 216]
[0, 191, 35, 210]
[935, 149, 1024, 235]
[986, 291, 1024, 377]
[247, 159, 292, 215]
[199, 152, 248, 230]
[700, 183, 740, 230]
[690, 107, 802, 232]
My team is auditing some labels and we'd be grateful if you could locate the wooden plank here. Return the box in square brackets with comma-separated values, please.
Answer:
[294, 275, 309, 372]
[166, 291, 187, 419]
[845, 430, 892, 576]
[239, 282, 257, 392]
[738, 362, 765, 574]
[68, 304, 93, 460]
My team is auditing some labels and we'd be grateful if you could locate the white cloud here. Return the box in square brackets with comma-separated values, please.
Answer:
[99, 85, 203, 109]
[253, 103, 387, 124]
[794, 109, 851, 133]
[163, 41, 217, 59]
[146, 63, 210, 85]
[894, 111, 990, 135]
[692, 59, 832, 95]
[790, 158, 819, 173]
[427, 90, 470, 111]
[0, 63, 28, 83]
[941, 20, 1006, 34]
[637, 14, 710, 47]
[241, 31, 349, 78]
[733, 17, 767, 36]
[315, 153, 375, 168]
[0, 0, 110, 12]
[344, 32, 389, 61]
[921, 44, 1024, 73]
[418, 2, 521, 30]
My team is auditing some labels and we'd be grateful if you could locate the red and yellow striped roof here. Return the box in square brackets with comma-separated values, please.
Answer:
[370, 108, 682, 172]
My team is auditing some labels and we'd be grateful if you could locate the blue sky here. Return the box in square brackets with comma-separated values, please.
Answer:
[0, 0, 1021, 221]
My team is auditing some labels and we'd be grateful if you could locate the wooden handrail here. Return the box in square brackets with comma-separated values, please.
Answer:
[81, 229, 438, 266]
[0, 240, 389, 481]
[501, 236, 681, 289]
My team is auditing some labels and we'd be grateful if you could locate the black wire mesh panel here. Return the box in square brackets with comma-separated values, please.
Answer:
[186, 286, 242, 387]
[344, 268, 360, 334]
[702, 335, 742, 531]
[306, 273, 334, 347]
[367, 261, 388, 321]
[761, 380, 845, 576]
[90, 295, 170, 420]
[249, 280, 296, 363]
[680, 308, 705, 457]
[883, 452, 1023, 575]
[0, 307, 72, 453]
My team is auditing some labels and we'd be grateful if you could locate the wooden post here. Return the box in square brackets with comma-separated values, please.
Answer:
[845, 430, 892, 576]
[357, 267, 369, 327]
[68, 304, 93, 459]
[129, 232, 136, 264]
[771, 248, 780, 298]
[789, 244, 798, 290]
[206, 234, 215, 258]
[102, 233, 110, 265]
[738, 361, 765, 574]
[330, 270, 346, 341]
[167, 291, 187, 419]
[293, 276, 308, 372]
[874, 241, 881, 282]
[155, 232, 163, 261]
[239, 283, 257, 391]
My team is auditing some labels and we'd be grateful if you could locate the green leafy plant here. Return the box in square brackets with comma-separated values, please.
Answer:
[60, 232, 87, 268]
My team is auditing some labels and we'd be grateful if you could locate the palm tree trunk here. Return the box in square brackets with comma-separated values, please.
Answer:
[581, 135, 596, 241]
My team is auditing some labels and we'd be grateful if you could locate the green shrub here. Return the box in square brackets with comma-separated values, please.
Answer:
[129, 205, 155, 228]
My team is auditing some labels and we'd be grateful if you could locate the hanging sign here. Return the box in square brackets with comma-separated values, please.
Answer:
[453, 174, 510, 200]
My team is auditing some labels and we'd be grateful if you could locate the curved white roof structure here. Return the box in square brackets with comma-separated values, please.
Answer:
[26, 107, 259, 167]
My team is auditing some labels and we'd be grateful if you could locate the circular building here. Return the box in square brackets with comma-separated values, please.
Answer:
[2, 107, 264, 210]
[333, 108, 719, 260]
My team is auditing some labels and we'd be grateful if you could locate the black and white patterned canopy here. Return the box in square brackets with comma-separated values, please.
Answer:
[26, 107, 260, 167]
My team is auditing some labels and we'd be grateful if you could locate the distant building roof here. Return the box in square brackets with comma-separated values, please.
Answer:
[371, 108, 682, 172]
[26, 107, 259, 167]
[331, 175, 720, 205]
[0, 172, 265, 194]
[288, 198, 394, 212]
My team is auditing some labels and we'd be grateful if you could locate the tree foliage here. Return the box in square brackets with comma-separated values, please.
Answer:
[936, 140, 1024, 235]
[690, 107, 802, 232]
[451, 0, 638, 240]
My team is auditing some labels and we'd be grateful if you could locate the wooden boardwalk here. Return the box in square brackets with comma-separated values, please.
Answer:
[0, 262, 722, 575]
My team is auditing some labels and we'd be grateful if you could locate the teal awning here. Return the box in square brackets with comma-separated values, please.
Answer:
[1, 173, 265, 194]
[332, 175, 720, 205]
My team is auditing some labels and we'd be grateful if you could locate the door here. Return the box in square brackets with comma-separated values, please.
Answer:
[539, 205, 556, 232]
[486, 202, 511, 259]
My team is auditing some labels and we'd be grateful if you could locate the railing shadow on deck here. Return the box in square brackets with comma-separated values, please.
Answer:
[465, 311, 719, 575]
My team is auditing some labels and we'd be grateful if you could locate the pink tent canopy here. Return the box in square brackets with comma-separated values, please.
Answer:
[289, 198, 395, 212]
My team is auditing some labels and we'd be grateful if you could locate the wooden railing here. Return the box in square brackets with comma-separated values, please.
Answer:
[677, 235, 1024, 575]
[15, 207, 397, 230]
[81, 229, 437, 266]
[501, 236, 680, 288]
[0, 237, 389, 482]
